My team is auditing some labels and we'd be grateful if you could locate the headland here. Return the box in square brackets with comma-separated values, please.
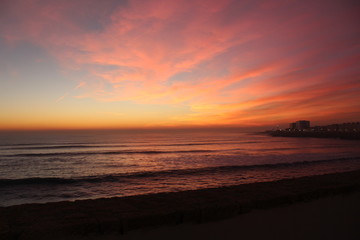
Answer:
[267, 121, 360, 140]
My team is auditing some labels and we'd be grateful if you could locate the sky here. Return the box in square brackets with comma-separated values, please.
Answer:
[0, 0, 359, 130]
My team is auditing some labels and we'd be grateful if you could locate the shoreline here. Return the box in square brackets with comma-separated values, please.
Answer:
[1, 170, 360, 239]
[265, 130, 360, 140]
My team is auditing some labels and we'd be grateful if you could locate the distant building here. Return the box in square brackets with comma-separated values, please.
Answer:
[296, 120, 310, 130]
[283, 121, 359, 133]
[323, 122, 360, 132]
[289, 122, 296, 130]
[288, 120, 310, 130]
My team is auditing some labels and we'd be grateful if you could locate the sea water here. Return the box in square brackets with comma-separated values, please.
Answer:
[1, 129, 360, 206]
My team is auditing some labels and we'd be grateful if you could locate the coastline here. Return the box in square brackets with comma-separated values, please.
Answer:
[266, 130, 360, 140]
[1, 170, 360, 239]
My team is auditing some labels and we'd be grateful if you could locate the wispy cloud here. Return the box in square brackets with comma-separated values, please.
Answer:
[2, 0, 360, 127]
[56, 82, 85, 103]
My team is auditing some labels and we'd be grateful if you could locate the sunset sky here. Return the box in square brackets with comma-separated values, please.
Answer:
[1, 0, 359, 130]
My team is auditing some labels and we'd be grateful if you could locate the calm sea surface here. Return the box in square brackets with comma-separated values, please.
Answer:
[1, 129, 360, 206]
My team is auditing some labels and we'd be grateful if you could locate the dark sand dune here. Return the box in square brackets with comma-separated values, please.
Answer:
[1, 170, 360, 240]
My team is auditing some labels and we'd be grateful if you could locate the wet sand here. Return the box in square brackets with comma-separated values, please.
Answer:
[1, 170, 360, 240]
[107, 192, 360, 240]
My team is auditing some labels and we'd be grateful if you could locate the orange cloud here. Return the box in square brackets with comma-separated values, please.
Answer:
[1, 0, 359, 129]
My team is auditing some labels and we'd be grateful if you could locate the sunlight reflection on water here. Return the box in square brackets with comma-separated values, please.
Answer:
[1, 130, 360, 206]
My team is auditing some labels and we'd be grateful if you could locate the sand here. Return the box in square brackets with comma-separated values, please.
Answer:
[108, 193, 360, 240]
[1, 170, 360, 240]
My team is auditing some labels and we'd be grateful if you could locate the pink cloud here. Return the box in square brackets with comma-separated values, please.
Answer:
[2, 0, 359, 126]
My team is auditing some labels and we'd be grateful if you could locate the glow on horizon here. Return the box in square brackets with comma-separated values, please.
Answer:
[1, 0, 359, 130]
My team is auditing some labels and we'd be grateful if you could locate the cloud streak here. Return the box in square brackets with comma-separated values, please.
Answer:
[1, 0, 360, 128]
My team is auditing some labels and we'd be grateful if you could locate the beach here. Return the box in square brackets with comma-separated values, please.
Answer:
[2, 0, 360, 239]
[1, 170, 359, 240]
[119, 192, 360, 240]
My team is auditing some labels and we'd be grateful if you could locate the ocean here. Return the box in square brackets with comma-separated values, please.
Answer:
[1, 129, 360, 207]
